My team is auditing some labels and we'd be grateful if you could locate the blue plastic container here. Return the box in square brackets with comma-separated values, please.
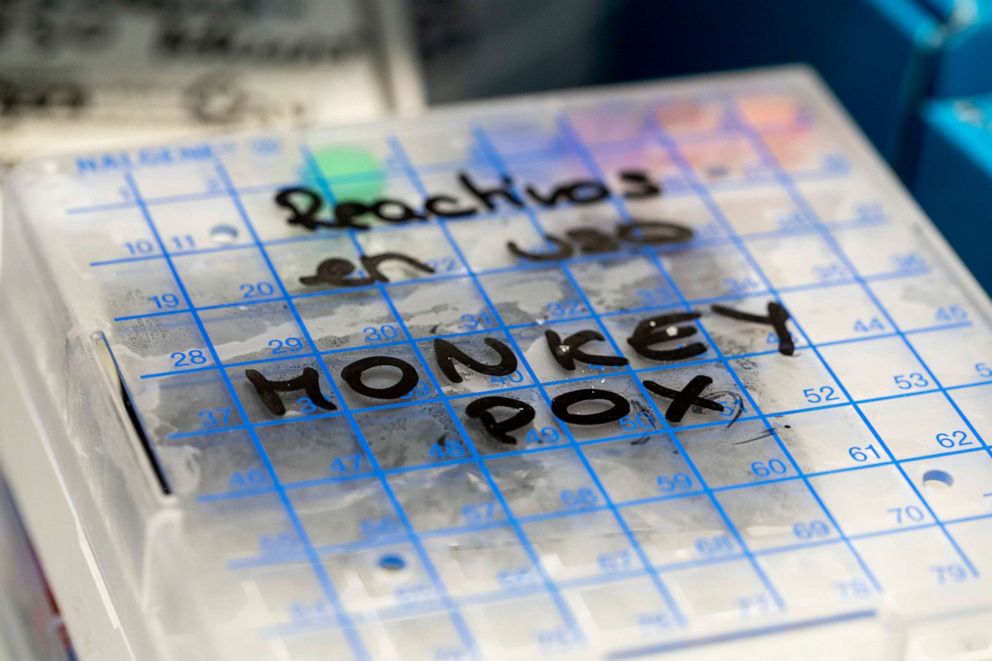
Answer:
[915, 95, 992, 290]
[922, 0, 992, 97]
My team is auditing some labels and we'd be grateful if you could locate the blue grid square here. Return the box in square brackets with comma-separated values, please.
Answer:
[569, 255, 679, 315]
[423, 526, 541, 598]
[512, 319, 628, 384]
[861, 391, 974, 460]
[620, 494, 740, 567]
[485, 449, 606, 519]
[478, 266, 590, 326]
[257, 417, 370, 486]
[523, 510, 635, 582]
[200, 301, 307, 365]
[809, 466, 934, 536]
[354, 401, 471, 471]
[715, 481, 840, 551]
[323, 344, 436, 411]
[172, 248, 278, 308]
[225, 355, 338, 423]
[388, 463, 505, 534]
[289, 478, 404, 548]
[115, 313, 214, 377]
[134, 370, 242, 438]
[158, 429, 269, 498]
[296, 288, 402, 352]
[389, 277, 499, 338]
[665, 243, 766, 301]
[449, 386, 566, 455]
[677, 420, 796, 488]
[583, 433, 698, 504]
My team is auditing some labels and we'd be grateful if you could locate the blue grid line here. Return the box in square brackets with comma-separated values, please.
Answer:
[135, 304, 967, 383]
[167, 368, 992, 466]
[263, 513, 991, 646]
[473, 125, 700, 624]
[108, 112, 990, 648]
[642, 113, 886, 594]
[262, 535, 802, 643]
[91, 241, 257, 266]
[199, 435, 992, 513]
[248, 488, 992, 643]
[225, 487, 992, 577]
[108, 254, 928, 326]
[71, 100, 808, 192]
[304, 141, 596, 638]
[472, 123, 692, 626]
[66, 138, 848, 217]
[556, 113, 791, 609]
[71, 93, 984, 656]
[270, 597, 879, 653]
[384, 133, 589, 637]
[608, 608, 878, 660]
[87, 205, 886, 271]
[184, 374, 989, 502]
[220, 156, 480, 655]
[730, 109, 985, 578]
[121, 171, 371, 661]
[738, 117, 992, 448]
[315, 139, 586, 641]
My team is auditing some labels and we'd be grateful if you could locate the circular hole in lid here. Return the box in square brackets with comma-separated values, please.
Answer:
[922, 469, 954, 489]
[209, 224, 239, 245]
[378, 553, 406, 572]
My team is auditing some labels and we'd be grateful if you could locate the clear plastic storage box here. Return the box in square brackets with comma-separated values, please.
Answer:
[3, 67, 992, 660]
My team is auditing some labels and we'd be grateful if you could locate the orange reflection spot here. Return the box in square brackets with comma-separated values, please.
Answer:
[655, 100, 725, 134]
[737, 94, 803, 128]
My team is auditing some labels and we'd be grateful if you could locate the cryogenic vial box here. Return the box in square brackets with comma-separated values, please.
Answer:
[3, 67, 992, 660]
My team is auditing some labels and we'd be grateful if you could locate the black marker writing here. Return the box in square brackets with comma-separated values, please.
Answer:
[507, 235, 573, 262]
[712, 301, 795, 356]
[300, 257, 373, 287]
[245, 367, 336, 416]
[643, 375, 725, 422]
[458, 173, 523, 211]
[507, 219, 694, 263]
[565, 227, 620, 255]
[275, 168, 665, 234]
[424, 194, 477, 218]
[627, 312, 707, 361]
[551, 388, 631, 425]
[300, 252, 435, 287]
[545, 329, 629, 371]
[618, 170, 662, 198]
[275, 187, 370, 231]
[239, 302, 788, 436]
[616, 220, 693, 245]
[340, 356, 420, 400]
[434, 338, 518, 383]
[466, 396, 536, 444]
[361, 252, 434, 282]
[524, 179, 610, 206]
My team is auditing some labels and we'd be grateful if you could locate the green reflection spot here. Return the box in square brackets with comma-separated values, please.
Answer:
[306, 146, 384, 203]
